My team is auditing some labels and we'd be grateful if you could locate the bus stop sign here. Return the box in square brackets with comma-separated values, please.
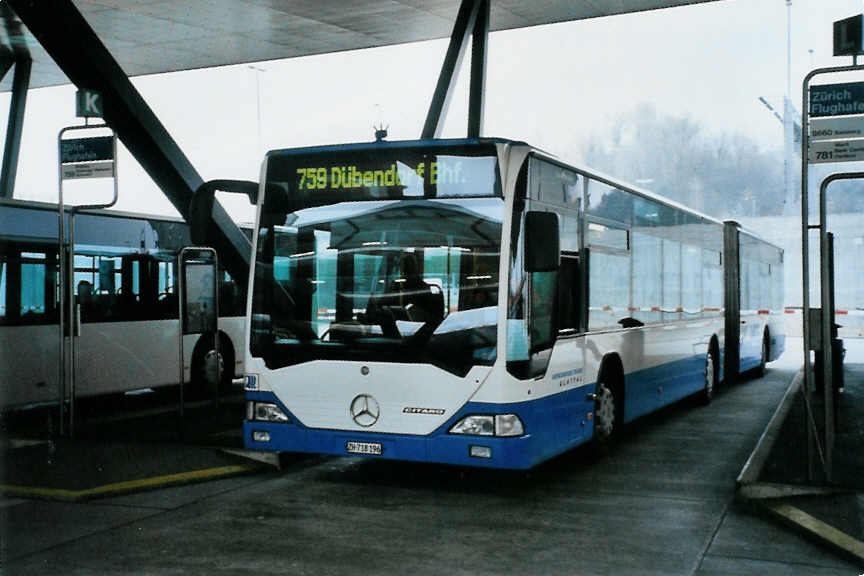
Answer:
[76, 89, 104, 118]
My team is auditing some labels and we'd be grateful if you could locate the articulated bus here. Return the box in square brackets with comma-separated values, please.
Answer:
[0, 199, 248, 410]
[241, 138, 784, 469]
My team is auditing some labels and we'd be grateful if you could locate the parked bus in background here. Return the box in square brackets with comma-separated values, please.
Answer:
[0, 199, 249, 410]
[240, 138, 784, 469]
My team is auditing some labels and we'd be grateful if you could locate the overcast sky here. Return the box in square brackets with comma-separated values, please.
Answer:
[3, 0, 864, 220]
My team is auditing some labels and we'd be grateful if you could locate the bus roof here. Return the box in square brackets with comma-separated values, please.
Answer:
[263, 137, 782, 255]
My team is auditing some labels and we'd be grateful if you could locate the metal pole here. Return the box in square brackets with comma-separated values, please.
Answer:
[68, 211, 76, 438]
[178, 251, 185, 427]
[801, 64, 864, 482]
[214, 259, 220, 407]
[818, 172, 864, 478]
[57, 145, 66, 438]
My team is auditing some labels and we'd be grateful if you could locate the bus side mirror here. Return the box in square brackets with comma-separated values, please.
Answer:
[525, 211, 560, 272]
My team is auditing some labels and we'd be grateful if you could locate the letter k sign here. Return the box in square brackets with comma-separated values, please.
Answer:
[76, 89, 104, 118]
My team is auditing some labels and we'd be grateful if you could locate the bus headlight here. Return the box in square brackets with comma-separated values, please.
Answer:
[449, 414, 524, 437]
[246, 401, 290, 423]
[449, 415, 494, 436]
[494, 414, 524, 437]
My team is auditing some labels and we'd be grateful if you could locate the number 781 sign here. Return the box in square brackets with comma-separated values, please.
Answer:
[808, 138, 864, 164]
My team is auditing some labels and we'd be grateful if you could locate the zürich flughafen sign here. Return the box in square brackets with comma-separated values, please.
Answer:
[810, 81, 864, 117]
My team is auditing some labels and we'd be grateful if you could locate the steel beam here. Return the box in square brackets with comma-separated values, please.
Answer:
[422, 0, 481, 139]
[6, 0, 251, 282]
[0, 54, 30, 199]
[0, 47, 13, 83]
[467, 0, 489, 138]
[723, 220, 740, 385]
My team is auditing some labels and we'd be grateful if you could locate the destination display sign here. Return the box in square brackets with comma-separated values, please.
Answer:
[60, 136, 114, 164]
[296, 159, 466, 192]
[810, 82, 864, 117]
[265, 145, 500, 209]
[808, 139, 864, 164]
[810, 115, 864, 141]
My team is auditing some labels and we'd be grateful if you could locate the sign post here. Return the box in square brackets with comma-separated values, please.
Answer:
[177, 247, 219, 435]
[57, 102, 118, 437]
[801, 53, 864, 482]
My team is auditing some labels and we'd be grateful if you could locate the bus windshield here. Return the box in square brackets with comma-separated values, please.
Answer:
[252, 194, 503, 376]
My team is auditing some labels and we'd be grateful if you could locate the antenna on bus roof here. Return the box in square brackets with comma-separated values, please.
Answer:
[374, 123, 389, 142]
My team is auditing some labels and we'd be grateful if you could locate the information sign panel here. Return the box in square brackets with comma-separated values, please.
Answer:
[61, 161, 115, 180]
[810, 82, 864, 117]
[808, 139, 864, 164]
[60, 136, 114, 164]
[810, 115, 864, 141]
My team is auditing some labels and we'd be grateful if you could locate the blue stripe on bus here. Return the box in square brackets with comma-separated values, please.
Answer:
[245, 384, 597, 469]
[245, 352, 712, 469]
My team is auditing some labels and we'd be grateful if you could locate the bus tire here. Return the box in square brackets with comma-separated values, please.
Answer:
[593, 359, 623, 445]
[191, 332, 235, 398]
[593, 380, 616, 442]
[699, 345, 717, 405]
[756, 329, 769, 378]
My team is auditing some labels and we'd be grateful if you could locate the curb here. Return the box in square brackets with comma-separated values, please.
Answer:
[735, 367, 864, 567]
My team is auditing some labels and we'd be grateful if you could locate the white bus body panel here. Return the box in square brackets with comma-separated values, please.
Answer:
[1, 316, 245, 408]
[250, 357, 492, 435]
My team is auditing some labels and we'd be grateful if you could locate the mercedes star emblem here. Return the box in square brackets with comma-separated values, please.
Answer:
[350, 394, 380, 427]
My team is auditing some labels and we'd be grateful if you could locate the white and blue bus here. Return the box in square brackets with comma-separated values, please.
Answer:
[241, 138, 784, 469]
[0, 199, 249, 410]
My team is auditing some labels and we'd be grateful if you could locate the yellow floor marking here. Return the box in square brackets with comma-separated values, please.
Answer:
[0, 464, 256, 501]
[768, 502, 864, 563]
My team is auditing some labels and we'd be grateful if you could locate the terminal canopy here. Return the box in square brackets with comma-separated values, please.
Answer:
[0, 0, 717, 92]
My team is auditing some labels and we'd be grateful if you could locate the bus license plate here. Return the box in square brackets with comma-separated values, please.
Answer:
[346, 441, 382, 455]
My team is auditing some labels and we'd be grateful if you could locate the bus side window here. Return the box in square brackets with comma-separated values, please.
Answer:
[20, 251, 49, 321]
[530, 270, 557, 352]
[0, 254, 6, 319]
[558, 255, 580, 333]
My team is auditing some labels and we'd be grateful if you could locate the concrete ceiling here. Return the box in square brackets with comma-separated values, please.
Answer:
[0, 0, 719, 92]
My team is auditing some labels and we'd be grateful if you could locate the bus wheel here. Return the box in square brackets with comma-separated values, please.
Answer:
[191, 333, 234, 397]
[756, 331, 769, 377]
[593, 381, 616, 442]
[700, 350, 716, 405]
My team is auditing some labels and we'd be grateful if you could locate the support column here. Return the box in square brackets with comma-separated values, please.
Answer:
[422, 0, 482, 139]
[1, 54, 31, 199]
[6, 0, 251, 283]
[467, 0, 489, 138]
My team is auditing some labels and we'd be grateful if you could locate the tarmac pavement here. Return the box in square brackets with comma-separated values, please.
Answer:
[1, 364, 860, 575]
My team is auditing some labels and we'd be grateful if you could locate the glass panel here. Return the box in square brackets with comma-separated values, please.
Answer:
[558, 257, 580, 331]
[529, 160, 581, 206]
[20, 253, 46, 317]
[587, 179, 632, 225]
[0, 255, 6, 318]
[589, 250, 630, 330]
[662, 239, 681, 321]
[632, 233, 661, 324]
[588, 223, 628, 251]
[702, 249, 723, 317]
[252, 198, 504, 376]
[681, 244, 702, 316]
[531, 271, 557, 350]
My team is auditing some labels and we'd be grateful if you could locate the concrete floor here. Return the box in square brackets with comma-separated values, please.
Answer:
[2, 365, 860, 575]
